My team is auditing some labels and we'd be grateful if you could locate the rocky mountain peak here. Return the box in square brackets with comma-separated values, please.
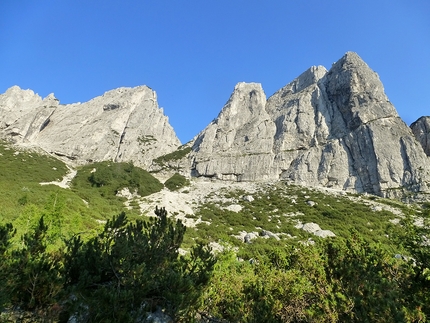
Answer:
[2, 52, 429, 197]
[0, 85, 181, 167]
[190, 52, 430, 196]
[42, 93, 59, 105]
[216, 82, 266, 127]
[324, 52, 397, 131]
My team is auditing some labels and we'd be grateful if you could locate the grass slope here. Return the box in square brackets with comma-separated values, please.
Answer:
[0, 142, 164, 246]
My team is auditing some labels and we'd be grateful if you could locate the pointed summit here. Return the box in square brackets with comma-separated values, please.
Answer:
[190, 82, 275, 181]
[216, 82, 266, 127]
[324, 51, 397, 130]
[338, 51, 366, 65]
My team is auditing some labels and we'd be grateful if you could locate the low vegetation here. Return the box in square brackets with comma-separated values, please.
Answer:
[152, 146, 191, 167]
[187, 183, 403, 254]
[1, 142, 430, 322]
[74, 161, 163, 197]
[164, 173, 190, 191]
[0, 209, 429, 322]
[0, 208, 215, 322]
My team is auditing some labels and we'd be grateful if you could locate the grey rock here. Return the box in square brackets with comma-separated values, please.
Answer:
[411, 116, 430, 156]
[296, 222, 336, 238]
[225, 204, 242, 212]
[301, 222, 322, 234]
[242, 195, 254, 202]
[244, 232, 259, 243]
[306, 200, 316, 206]
[261, 229, 280, 240]
[314, 230, 336, 238]
[190, 52, 430, 196]
[0, 86, 181, 168]
[190, 82, 276, 181]
[144, 308, 173, 323]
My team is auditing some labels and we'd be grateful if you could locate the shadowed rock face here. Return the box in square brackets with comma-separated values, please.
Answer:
[0, 86, 181, 167]
[190, 52, 430, 196]
[411, 116, 430, 157]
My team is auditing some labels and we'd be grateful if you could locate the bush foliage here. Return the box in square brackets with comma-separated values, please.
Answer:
[1, 211, 429, 322]
[74, 161, 163, 197]
[164, 173, 190, 191]
[0, 207, 215, 322]
[1, 142, 430, 322]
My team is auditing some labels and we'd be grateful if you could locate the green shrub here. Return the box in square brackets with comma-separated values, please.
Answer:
[62, 207, 216, 321]
[5, 217, 63, 311]
[164, 173, 189, 191]
[153, 146, 191, 166]
[71, 161, 163, 216]
[0, 222, 15, 310]
[200, 232, 424, 322]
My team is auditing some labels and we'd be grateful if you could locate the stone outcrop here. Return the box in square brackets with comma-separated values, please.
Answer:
[190, 52, 430, 196]
[411, 116, 430, 156]
[0, 85, 181, 167]
[190, 82, 275, 181]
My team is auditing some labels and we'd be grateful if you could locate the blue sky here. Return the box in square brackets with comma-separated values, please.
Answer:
[1, 1, 429, 144]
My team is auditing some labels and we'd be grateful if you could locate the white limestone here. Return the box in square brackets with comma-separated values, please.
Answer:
[0, 86, 180, 168]
[189, 52, 430, 196]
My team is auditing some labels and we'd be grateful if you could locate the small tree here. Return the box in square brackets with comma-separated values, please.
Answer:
[7, 217, 63, 310]
[0, 222, 15, 310]
[62, 207, 215, 322]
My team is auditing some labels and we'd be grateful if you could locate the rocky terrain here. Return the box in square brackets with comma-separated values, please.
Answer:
[1, 52, 430, 320]
[0, 85, 180, 168]
[1, 51, 429, 198]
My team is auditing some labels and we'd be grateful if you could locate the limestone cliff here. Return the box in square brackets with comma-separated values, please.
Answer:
[0, 86, 181, 167]
[190, 52, 430, 196]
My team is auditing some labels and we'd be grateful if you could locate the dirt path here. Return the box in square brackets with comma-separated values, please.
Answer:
[40, 165, 77, 189]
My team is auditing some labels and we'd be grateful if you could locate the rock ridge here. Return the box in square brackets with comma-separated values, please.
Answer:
[190, 52, 430, 196]
[0, 85, 181, 168]
[1, 52, 429, 197]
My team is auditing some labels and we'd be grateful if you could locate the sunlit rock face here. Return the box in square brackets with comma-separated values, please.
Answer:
[190, 82, 276, 181]
[0, 85, 181, 167]
[190, 52, 430, 196]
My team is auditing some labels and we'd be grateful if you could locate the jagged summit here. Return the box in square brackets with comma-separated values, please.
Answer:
[325, 51, 396, 131]
[190, 52, 430, 196]
[0, 85, 181, 167]
[1, 52, 429, 197]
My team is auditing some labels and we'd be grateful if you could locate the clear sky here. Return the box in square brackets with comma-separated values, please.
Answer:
[1, 1, 429, 144]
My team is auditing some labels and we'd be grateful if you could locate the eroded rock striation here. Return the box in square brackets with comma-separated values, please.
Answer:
[0, 85, 181, 167]
[190, 52, 430, 196]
